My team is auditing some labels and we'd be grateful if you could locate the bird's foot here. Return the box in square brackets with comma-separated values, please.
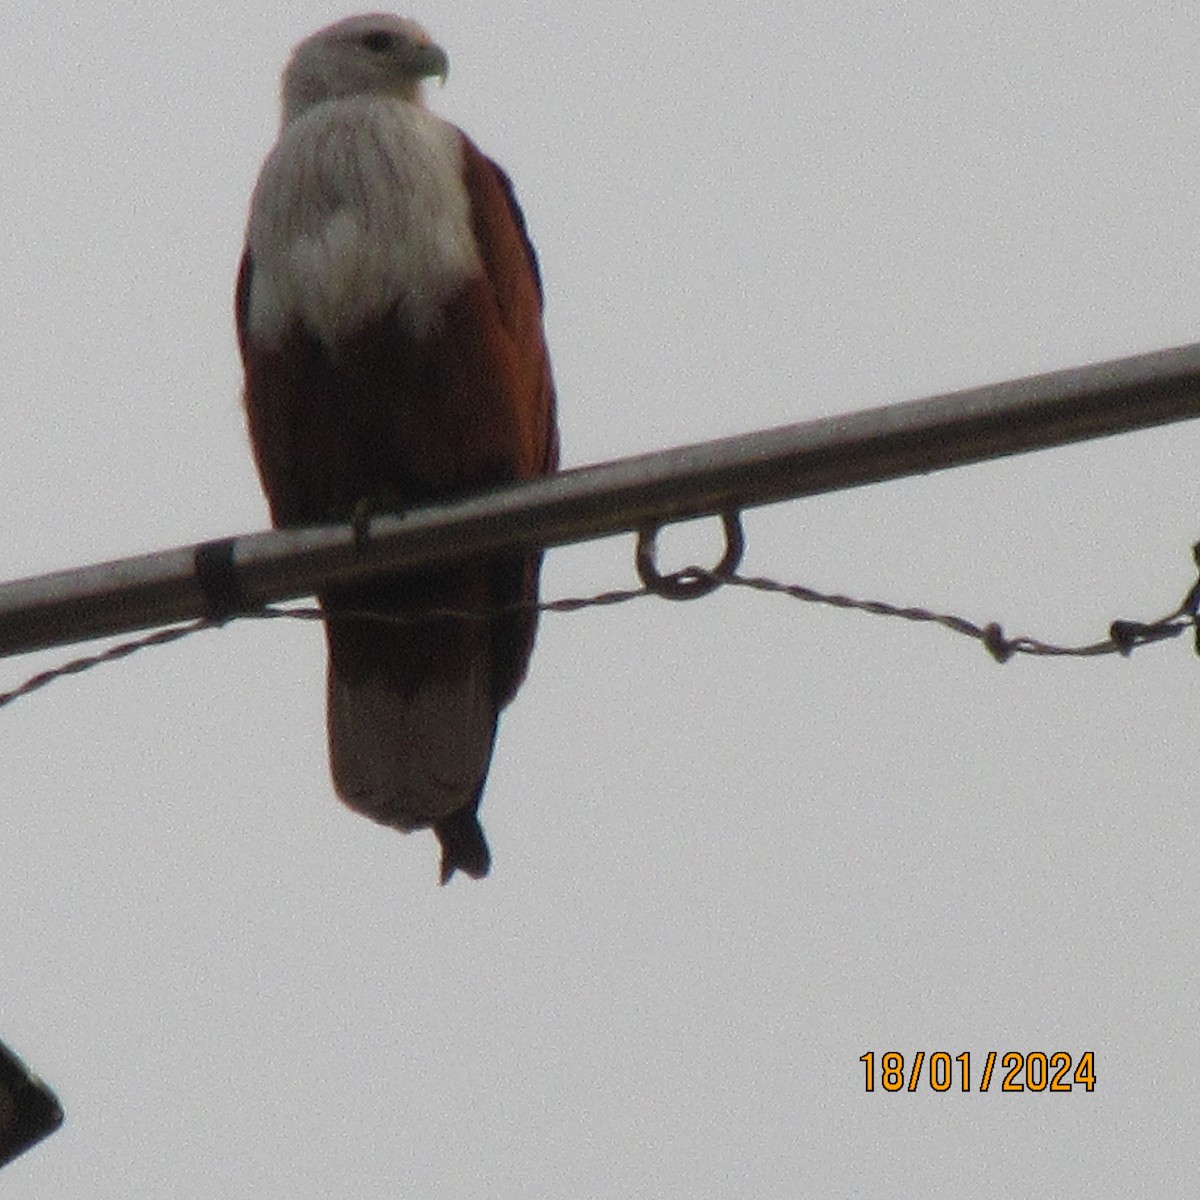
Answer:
[350, 488, 407, 552]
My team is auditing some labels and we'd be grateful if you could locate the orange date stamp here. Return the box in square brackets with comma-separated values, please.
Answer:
[859, 1050, 1096, 1093]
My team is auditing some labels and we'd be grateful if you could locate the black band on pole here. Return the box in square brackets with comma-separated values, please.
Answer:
[193, 538, 251, 620]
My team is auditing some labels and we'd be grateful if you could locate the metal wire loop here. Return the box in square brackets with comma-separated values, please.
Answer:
[635, 510, 745, 600]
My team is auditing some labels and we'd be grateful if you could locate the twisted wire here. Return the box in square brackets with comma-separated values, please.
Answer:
[2, 529, 1196, 710]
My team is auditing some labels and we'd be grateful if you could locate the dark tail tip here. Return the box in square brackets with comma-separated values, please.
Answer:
[435, 808, 491, 884]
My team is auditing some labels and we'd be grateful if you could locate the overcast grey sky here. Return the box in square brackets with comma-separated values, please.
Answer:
[3, 2, 1200, 1196]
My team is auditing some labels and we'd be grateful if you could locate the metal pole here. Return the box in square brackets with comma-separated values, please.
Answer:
[3, 341, 1200, 658]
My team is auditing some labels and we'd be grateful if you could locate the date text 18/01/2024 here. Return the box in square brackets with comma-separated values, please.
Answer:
[860, 1051, 1096, 1093]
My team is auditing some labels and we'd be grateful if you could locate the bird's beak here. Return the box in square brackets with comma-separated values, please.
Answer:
[415, 41, 449, 87]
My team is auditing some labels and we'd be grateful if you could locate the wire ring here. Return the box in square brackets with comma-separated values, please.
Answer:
[635, 510, 745, 600]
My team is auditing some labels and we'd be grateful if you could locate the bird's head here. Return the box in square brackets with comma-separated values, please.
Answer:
[281, 14, 449, 123]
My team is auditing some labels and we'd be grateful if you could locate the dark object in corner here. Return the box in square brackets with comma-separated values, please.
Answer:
[0, 1038, 63, 1170]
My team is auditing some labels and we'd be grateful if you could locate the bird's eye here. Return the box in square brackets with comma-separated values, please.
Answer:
[361, 31, 395, 53]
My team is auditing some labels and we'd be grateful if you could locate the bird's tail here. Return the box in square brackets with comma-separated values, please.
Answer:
[322, 568, 497, 880]
[434, 803, 491, 883]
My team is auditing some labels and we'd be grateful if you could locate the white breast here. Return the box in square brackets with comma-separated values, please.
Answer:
[244, 97, 482, 348]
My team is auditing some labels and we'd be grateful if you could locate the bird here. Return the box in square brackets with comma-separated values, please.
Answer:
[235, 14, 558, 882]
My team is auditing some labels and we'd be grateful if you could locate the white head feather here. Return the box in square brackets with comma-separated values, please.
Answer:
[281, 14, 449, 125]
[245, 14, 480, 347]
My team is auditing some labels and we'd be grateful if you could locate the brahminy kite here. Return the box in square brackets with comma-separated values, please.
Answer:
[236, 14, 558, 881]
